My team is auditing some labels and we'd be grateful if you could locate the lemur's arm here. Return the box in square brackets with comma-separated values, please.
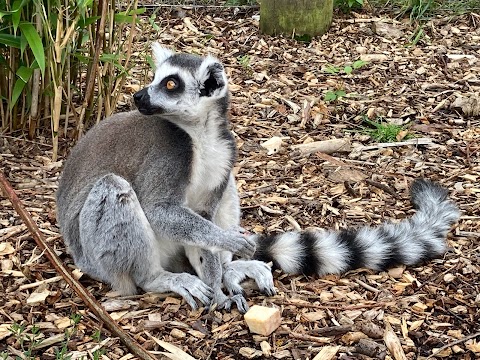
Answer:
[144, 202, 255, 259]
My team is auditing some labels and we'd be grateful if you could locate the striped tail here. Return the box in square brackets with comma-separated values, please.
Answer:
[252, 179, 460, 275]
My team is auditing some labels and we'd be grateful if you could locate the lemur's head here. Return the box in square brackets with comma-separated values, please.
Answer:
[134, 43, 229, 119]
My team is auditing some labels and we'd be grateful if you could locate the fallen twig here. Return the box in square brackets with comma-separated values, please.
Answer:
[273, 299, 393, 310]
[0, 171, 156, 360]
[365, 179, 402, 199]
[356, 137, 435, 151]
[291, 138, 351, 155]
[426, 331, 480, 360]
[18, 275, 63, 290]
[290, 331, 331, 344]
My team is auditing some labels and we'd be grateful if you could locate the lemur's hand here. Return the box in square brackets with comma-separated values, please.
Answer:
[220, 229, 256, 259]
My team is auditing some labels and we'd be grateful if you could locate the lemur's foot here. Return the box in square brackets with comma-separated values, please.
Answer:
[163, 273, 214, 310]
[223, 260, 276, 297]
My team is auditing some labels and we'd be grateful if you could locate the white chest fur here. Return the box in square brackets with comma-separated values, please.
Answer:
[184, 122, 233, 212]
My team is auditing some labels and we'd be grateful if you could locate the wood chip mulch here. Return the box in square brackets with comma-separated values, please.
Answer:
[1, 6, 479, 360]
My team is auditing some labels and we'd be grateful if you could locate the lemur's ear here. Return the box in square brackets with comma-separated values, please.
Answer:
[152, 43, 173, 66]
[197, 55, 227, 98]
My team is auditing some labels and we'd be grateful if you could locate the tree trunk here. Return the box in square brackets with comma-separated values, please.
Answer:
[260, 0, 333, 37]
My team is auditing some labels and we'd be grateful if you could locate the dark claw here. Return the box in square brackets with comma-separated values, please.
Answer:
[231, 288, 246, 297]
[231, 294, 249, 314]
[261, 287, 277, 297]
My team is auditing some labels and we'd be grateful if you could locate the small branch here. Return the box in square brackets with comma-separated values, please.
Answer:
[365, 179, 401, 199]
[273, 299, 392, 311]
[0, 171, 156, 360]
[426, 331, 480, 360]
[18, 276, 63, 290]
[291, 139, 351, 156]
[355, 278, 381, 293]
[356, 137, 435, 151]
[290, 331, 331, 344]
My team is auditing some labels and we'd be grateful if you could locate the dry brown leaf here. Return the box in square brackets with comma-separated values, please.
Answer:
[0, 242, 15, 256]
[148, 332, 198, 360]
[261, 136, 283, 155]
[451, 94, 480, 117]
[26, 288, 51, 305]
[327, 168, 368, 183]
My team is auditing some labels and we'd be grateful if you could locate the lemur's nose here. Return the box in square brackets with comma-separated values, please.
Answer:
[133, 88, 148, 104]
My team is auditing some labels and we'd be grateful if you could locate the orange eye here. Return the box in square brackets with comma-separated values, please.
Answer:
[166, 79, 177, 90]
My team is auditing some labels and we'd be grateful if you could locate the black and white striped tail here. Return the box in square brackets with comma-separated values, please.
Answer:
[252, 179, 460, 275]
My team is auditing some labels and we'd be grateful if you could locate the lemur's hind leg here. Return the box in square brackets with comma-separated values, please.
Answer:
[79, 174, 213, 308]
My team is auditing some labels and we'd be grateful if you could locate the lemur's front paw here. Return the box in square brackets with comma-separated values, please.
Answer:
[221, 230, 256, 259]
[208, 290, 249, 314]
[229, 294, 249, 314]
[228, 225, 251, 236]
[224, 260, 276, 297]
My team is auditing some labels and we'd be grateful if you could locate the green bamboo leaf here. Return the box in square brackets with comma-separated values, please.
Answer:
[100, 53, 120, 62]
[12, 0, 24, 32]
[16, 65, 33, 82]
[146, 55, 155, 71]
[344, 65, 353, 74]
[116, 8, 146, 16]
[0, 33, 22, 48]
[77, 0, 93, 10]
[77, 16, 101, 29]
[111, 62, 126, 73]
[114, 14, 134, 24]
[114, 8, 146, 23]
[74, 52, 90, 64]
[19, 22, 45, 75]
[10, 77, 27, 109]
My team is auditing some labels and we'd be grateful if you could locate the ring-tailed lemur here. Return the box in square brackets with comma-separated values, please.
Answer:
[56, 44, 460, 313]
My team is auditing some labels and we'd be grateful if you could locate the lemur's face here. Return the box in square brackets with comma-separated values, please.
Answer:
[134, 44, 228, 119]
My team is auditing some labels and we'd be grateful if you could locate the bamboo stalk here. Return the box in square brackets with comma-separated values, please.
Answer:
[28, 2, 43, 140]
[8, 46, 15, 131]
[52, 85, 62, 161]
[0, 171, 157, 360]
[109, 0, 137, 115]
[77, 0, 108, 138]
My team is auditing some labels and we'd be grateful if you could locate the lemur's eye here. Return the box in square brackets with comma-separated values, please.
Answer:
[166, 79, 177, 91]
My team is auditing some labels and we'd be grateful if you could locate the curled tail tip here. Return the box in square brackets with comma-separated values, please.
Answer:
[410, 178, 460, 223]
[410, 178, 448, 205]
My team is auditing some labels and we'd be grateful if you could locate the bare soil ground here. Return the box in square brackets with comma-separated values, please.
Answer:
[1, 5, 479, 360]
